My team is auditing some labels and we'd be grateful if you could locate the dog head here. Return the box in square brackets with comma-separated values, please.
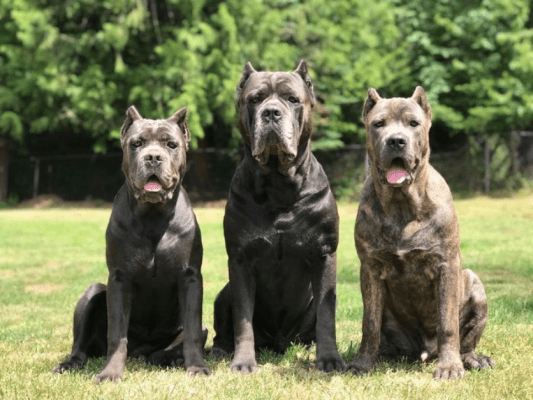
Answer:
[236, 60, 316, 173]
[363, 86, 432, 187]
[120, 106, 190, 204]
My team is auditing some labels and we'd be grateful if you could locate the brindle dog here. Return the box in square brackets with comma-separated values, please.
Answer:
[347, 87, 494, 380]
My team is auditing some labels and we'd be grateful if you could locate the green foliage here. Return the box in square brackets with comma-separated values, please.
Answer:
[0, 0, 531, 154]
[0, 0, 402, 152]
[393, 0, 533, 138]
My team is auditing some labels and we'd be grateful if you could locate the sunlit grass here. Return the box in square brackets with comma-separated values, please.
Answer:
[0, 195, 532, 399]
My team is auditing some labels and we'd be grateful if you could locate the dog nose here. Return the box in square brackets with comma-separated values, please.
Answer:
[144, 153, 163, 165]
[387, 136, 407, 151]
[261, 107, 282, 122]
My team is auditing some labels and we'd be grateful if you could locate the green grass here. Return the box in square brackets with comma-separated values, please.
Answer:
[1, 196, 532, 399]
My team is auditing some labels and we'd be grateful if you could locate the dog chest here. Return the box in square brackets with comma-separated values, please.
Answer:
[372, 247, 444, 284]
[237, 209, 337, 264]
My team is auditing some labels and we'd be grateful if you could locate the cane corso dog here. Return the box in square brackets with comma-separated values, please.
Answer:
[53, 106, 211, 382]
[211, 61, 345, 374]
[347, 87, 494, 379]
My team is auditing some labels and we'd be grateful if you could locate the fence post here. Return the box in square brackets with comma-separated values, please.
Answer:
[0, 138, 10, 201]
[31, 157, 40, 198]
[510, 131, 520, 176]
[483, 139, 491, 194]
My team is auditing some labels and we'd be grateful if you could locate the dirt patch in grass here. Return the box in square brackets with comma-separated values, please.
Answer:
[18, 194, 111, 209]
[16, 194, 227, 209]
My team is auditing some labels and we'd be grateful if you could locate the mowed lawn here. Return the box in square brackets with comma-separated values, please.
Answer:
[0, 195, 532, 399]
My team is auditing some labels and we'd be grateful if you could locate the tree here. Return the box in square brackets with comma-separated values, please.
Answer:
[392, 0, 533, 137]
[2, 0, 531, 157]
[1, 0, 404, 154]
[0, 0, 155, 152]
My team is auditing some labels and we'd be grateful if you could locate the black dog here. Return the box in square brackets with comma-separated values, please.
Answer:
[53, 106, 211, 382]
[212, 61, 345, 374]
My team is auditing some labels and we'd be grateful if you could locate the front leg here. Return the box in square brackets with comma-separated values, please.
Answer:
[312, 253, 345, 372]
[182, 266, 212, 376]
[95, 273, 131, 383]
[228, 257, 257, 374]
[347, 260, 385, 375]
[434, 256, 464, 380]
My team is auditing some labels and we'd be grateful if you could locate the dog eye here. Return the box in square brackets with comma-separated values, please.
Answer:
[373, 120, 385, 128]
[132, 140, 143, 148]
[410, 120, 420, 127]
[167, 142, 178, 149]
[288, 96, 299, 103]
[250, 95, 260, 104]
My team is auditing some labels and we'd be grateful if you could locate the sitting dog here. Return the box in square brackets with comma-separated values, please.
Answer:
[211, 60, 345, 374]
[347, 87, 494, 379]
[53, 106, 211, 381]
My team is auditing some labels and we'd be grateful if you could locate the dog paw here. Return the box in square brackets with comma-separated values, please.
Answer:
[462, 352, 495, 370]
[346, 358, 373, 375]
[52, 355, 86, 373]
[186, 364, 212, 377]
[147, 350, 184, 367]
[316, 354, 345, 372]
[433, 361, 465, 380]
[94, 370, 123, 384]
[230, 359, 258, 374]
[210, 346, 231, 359]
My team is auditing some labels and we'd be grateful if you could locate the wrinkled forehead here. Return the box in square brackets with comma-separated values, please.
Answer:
[243, 71, 307, 97]
[127, 119, 181, 139]
[369, 98, 426, 121]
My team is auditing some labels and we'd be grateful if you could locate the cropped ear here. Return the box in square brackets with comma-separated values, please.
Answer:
[168, 107, 190, 151]
[237, 62, 257, 101]
[362, 88, 382, 123]
[121, 105, 142, 140]
[293, 60, 316, 106]
[411, 86, 432, 120]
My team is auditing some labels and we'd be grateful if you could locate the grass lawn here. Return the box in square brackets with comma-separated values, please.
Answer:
[0, 195, 532, 399]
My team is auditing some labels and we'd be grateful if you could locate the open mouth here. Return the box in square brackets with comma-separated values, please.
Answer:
[144, 175, 163, 192]
[378, 157, 419, 185]
[386, 158, 408, 184]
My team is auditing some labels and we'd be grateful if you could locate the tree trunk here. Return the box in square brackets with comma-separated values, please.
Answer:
[0, 139, 10, 201]
[484, 139, 491, 194]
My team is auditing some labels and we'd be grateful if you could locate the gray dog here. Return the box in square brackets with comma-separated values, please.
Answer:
[212, 61, 345, 374]
[347, 87, 494, 380]
[53, 106, 211, 382]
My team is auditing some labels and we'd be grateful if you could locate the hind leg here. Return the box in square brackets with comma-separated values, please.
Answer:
[53, 283, 108, 373]
[211, 284, 235, 357]
[459, 270, 494, 370]
[378, 307, 431, 363]
[146, 325, 208, 367]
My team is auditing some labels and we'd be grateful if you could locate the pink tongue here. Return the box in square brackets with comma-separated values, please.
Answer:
[387, 170, 407, 184]
[144, 183, 162, 192]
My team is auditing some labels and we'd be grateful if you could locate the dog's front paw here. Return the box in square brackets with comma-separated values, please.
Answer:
[186, 364, 212, 377]
[94, 369, 123, 384]
[433, 361, 465, 380]
[52, 355, 87, 373]
[346, 357, 374, 376]
[230, 358, 258, 374]
[462, 351, 495, 370]
[316, 353, 345, 372]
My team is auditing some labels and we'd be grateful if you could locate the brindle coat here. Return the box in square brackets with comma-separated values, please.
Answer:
[347, 87, 494, 380]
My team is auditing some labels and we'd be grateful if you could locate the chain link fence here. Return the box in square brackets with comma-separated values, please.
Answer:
[5, 132, 533, 204]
